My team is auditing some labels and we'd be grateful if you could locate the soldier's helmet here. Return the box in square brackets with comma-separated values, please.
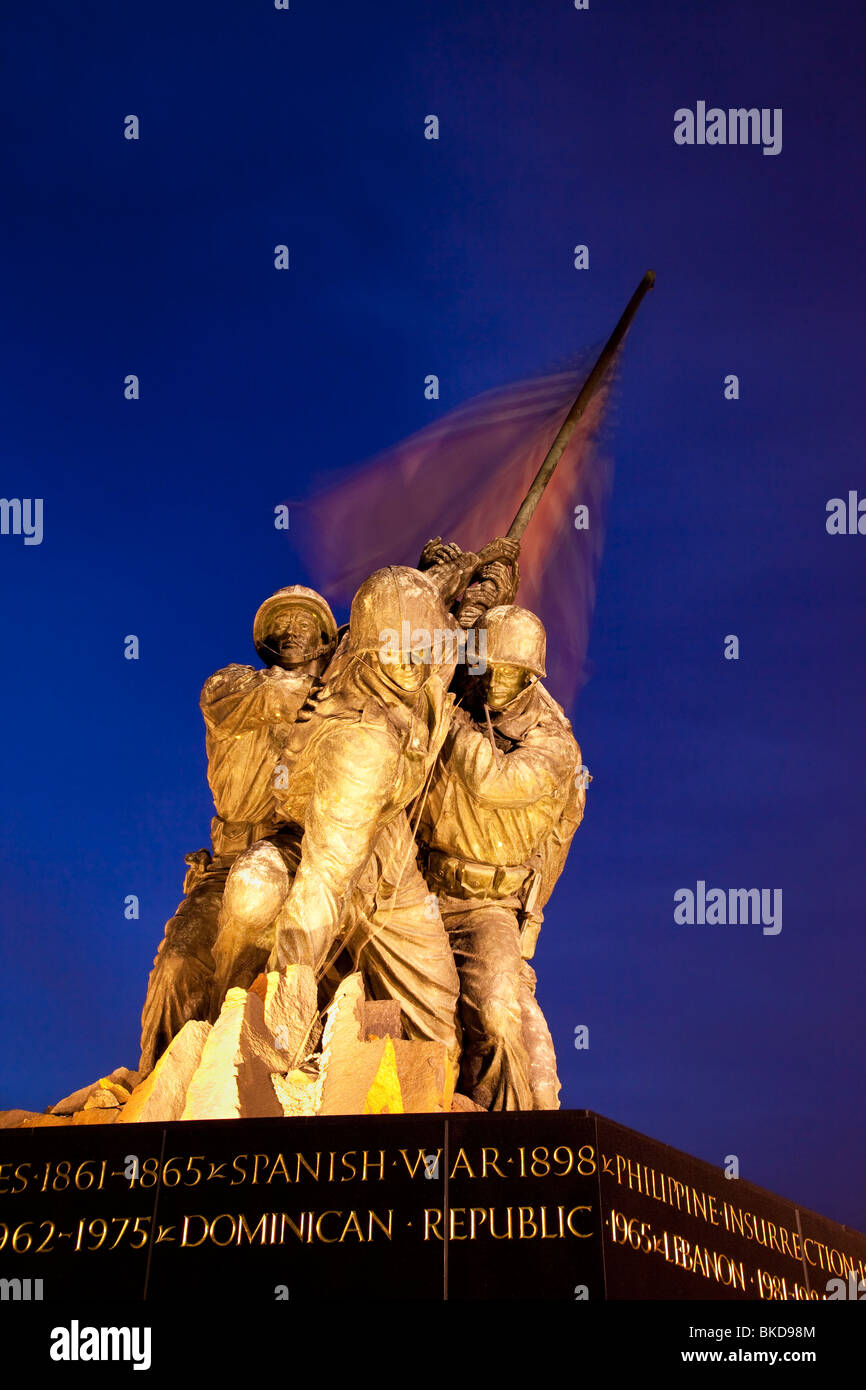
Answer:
[253, 585, 338, 664]
[348, 565, 455, 683]
[482, 605, 547, 678]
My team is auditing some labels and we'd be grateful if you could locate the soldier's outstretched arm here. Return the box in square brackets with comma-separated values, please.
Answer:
[451, 713, 578, 809]
[270, 722, 400, 971]
[200, 664, 307, 738]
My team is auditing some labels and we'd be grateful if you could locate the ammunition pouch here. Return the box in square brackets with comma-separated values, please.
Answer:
[425, 849, 530, 900]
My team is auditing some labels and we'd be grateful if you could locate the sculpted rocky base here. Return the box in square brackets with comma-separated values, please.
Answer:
[1, 967, 473, 1129]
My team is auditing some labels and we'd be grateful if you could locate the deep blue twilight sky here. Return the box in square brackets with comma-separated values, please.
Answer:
[1, 2, 863, 1231]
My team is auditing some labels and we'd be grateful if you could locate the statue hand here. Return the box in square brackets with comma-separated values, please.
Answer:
[418, 537, 464, 569]
[450, 704, 474, 730]
[479, 558, 520, 605]
[477, 536, 520, 568]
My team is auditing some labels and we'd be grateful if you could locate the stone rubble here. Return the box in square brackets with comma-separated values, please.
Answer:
[1, 968, 469, 1126]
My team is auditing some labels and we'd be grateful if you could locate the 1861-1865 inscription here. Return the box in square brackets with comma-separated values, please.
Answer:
[1, 1111, 863, 1302]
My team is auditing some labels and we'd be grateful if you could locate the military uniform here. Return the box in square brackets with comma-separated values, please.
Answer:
[213, 567, 464, 1061]
[418, 606, 586, 1110]
[138, 587, 336, 1073]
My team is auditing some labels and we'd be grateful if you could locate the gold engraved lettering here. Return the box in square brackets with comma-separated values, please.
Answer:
[481, 1148, 505, 1178]
[230, 1155, 248, 1185]
[251, 1154, 270, 1185]
[362, 1150, 385, 1181]
[540, 1207, 558, 1239]
[449, 1147, 475, 1179]
[576, 1145, 596, 1176]
[315, 1211, 341, 1243]
[368, 1210, 393, 1241]
[567, 1206, 593, 1239]
[723, 1201, 738, 1236]
[268, 1154, 291, 1185]
[279, 1212, 306, 1243]
[181, 1214, 209, 1247]
[626, 1158, 643, 1194]
[424, 1208, 443, 1241]
[296, 1151, 321, 1182]
[489, 1207, 513, 1239]
[552, 1146, 573, 1176]
[518, 1208, 537, 1239]
[237, 1213, 269, 1245]
[53, 1160, 72, 1191]
[339, 1211, 364, 1242]
[341, 1152, 357, 1181]
[398, 1147, 441, 1179]
[715, 1251, 746, 1291]
[208, 1214, 237, 1246]
[469, 1208, 487, 1239]
[12, 1163, 31, 1195]
[449, 1209, 468, 1240]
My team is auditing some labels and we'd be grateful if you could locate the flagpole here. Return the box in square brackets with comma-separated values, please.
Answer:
[506, 270, 655, 541]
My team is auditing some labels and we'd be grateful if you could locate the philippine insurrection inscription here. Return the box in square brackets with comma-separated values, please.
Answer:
[0, 1112, 862, 1302]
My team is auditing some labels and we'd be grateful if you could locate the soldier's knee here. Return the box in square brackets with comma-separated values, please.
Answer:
[477, 995, 521, 1042]
[222, 840, 289, 929]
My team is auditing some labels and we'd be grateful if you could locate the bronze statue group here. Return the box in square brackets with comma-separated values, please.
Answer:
[139, 537, 586, 1112]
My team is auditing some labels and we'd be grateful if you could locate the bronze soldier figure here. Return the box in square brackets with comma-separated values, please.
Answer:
[417, 605, 586, 1110]
[208, 565, 463, 1058]
[138, 585, 337, 1073]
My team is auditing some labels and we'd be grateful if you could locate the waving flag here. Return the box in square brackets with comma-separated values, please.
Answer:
[289, 349, 619, 711]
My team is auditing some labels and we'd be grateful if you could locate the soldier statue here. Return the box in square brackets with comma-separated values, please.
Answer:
[418, 605, 587, 1110]
[138, 273, 655, 1104]
[138, 585, 337, 1073]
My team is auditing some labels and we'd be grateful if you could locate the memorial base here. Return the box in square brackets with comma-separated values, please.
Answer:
[0, 1110, 863, 1302]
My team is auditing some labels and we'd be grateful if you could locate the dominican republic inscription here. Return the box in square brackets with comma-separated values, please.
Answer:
[0, 1112, 861, 1301]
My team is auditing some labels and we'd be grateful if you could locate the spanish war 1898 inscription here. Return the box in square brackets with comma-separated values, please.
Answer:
[1, 1111, 863, 1301]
